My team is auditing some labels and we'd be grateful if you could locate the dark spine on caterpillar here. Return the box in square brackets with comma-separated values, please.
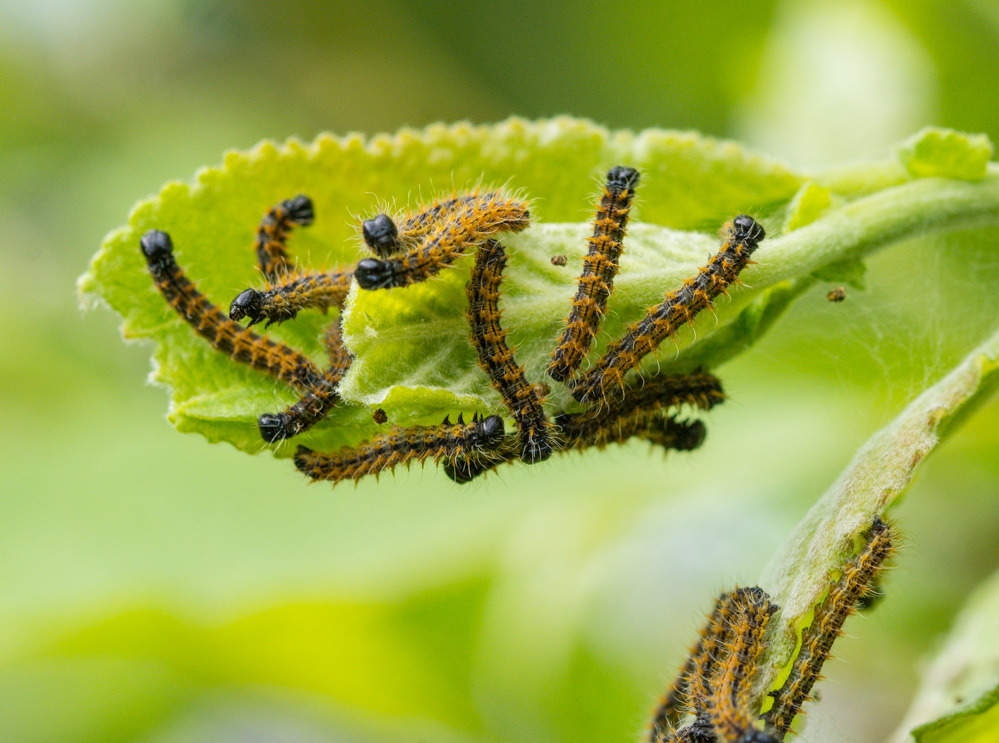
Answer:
[764, 518, 896, 739]
[548, 166, 639, 383]
[354, 193, 530, 290]
[229, 269, 352, 327]
[140, 229, 321, 390]
[572, 216, 765, 404]
[257, 320, 353, 443]
[557, 371, 723, 450]
[256, 195, 314, 279]
[467, 238, 553, 464]
[293, 413, 505, 486]
[704, 587, 778, 743]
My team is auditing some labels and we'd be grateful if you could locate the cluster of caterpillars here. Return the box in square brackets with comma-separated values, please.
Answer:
[140, 167, 765, 485]
[138, 172, 900, 740]
[648, 517, 896, 743]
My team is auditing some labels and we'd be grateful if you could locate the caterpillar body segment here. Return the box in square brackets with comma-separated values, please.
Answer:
[354, 193, 530, 290]
[548, 165, 640, 383]
[140, 229, 321, 390]
[294, 413, 506, 486]
[572, 216, 765, 405]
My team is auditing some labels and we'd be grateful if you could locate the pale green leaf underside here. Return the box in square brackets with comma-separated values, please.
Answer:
[751, 329, 999, 730]
[79, 119, 999, 457]
[888, 564, 999, 743]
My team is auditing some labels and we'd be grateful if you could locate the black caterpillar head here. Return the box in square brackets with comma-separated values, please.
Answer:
[140, 229, 176, 274]
[362, 214, 400, 258]
[606, 165, 640, 191]
[283, 195, 315, 226]
[258, 412, 296, 443]
[354, 258, 397, 290]
[730, 215, 766, 245]
[229, 288, 266, 325]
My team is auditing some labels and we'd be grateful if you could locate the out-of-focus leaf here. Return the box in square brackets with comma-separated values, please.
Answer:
[896, 127, 994, 181]
[886, 565, 999, 742]
[1, 577, 496, 743]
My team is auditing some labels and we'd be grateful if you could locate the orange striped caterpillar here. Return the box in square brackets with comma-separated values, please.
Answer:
[362, 194, 484, 257]
[572, 215, 765, 405]
[257, 319, 353, 443]
[467, 237, 553, 463]
[706, 589, 778, 743]
[140, 229, 322, 390]
[547, 165, 640, 383]
[294, 412, 505, 485]
[143, 168, 760, 485]
[650, 518, 896, 743]
[255, 194, 314, 279]
[229, 269, 353, 327]
[353, 192, 530, 290]
[441, 417, 708, 485]
[763, 518, 896, 739]
[554, 370, 721, 455]
[443, 372, 721, 483]
[230, 194, 480, 326]
[556, 371, 723, 448]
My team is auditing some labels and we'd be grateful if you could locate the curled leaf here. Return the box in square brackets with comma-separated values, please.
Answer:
[78, 119, 999, 458]
[753, 328, 999, 710]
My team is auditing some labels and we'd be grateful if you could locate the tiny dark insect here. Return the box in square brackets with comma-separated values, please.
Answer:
[550, 254, 567, 266]
[372, 408, 388, 424]
[826, 286, 847, 302]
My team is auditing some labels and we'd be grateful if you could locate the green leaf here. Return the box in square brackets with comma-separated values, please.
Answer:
[78, 118, 999, 457]
[896, 127, 995, 181]
[894, 562, 999, 742]
[2, 580, 496, 743]
[752, 328, 999, 711]
[782, 181, 833, 232]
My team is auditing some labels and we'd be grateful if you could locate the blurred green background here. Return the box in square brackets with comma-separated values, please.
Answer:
[3, 0, 999, 741]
